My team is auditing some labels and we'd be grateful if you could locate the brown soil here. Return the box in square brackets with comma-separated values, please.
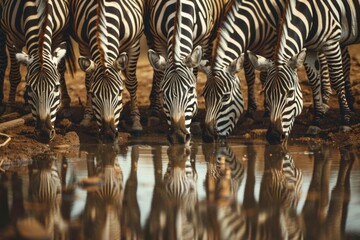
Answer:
[1, 39, 360, 163]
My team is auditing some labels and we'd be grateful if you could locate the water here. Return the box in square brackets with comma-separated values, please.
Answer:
[0, 137, 359, 239]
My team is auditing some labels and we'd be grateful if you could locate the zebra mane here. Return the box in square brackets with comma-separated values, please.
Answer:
[171, 0, 194, 64]
[96, 0, 109, 68]
[211, 0, 236, 71]
[274, 0, 290, 64]
[37, 0, 51, 71]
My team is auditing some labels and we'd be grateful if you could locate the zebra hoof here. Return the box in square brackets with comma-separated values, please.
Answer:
[148, 116, 161, 127]
[306, 125, 321, 136]
[339, 125, 352, 132]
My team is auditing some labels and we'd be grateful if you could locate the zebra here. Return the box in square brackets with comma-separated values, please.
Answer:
[1, 0, 75, 142]
[70, 0, 144, 142]
[257, 145, 304, 239]
[199, 0, 341, 142]
[248, 0, 360, 144]
[144, 0, 230, 144]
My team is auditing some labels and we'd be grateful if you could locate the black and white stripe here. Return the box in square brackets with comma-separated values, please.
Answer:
[201, 0, 337, 141]
[1, 0, 73, 141]
[145, 0, 229, 144]
[71, 0, 144, 141]
[249, 0, 360, 144]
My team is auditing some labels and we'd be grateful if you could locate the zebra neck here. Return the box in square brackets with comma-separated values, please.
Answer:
[24, 0, 54, 56]
[95, 0, 121, 66]
[168, 0, 195, 63]
[274, 0, 308, 64]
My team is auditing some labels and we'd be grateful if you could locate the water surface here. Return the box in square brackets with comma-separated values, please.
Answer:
[0, 137, 359, 239]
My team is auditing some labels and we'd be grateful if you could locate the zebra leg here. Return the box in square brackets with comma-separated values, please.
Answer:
[78, 46, 94, 128]
[6, 43, 22, 113]
[124, 42, 143, 135]
[80, 71, 94, 127]
[319, 52, 331, 108]
[0, 30, 7, 115]
[304, 51, 327, 135]
[243, 56, 257, 123]
[57, 57, 72, 118]
[148, 69, 164, 126]
[260, 71, 270, 121]
[323, 43, 352, 132]
[341, 47, 355, 112]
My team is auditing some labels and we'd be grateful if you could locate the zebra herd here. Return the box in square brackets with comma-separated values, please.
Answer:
[0, 0, 359, 144]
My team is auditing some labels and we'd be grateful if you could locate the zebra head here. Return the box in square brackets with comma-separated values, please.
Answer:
[200, 57, 244, 142]
[248, 50, 306, 145]
[148, 46, 202, 145]
[16, 43, 67, 142]
[78, 53, 128, 142]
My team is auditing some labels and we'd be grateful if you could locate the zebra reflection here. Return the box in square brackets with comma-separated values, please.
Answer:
[303, 143, 355, 240]
[82, 144, 123, 240]
[27, 152, 67, 239]
[199, 143, 246, 239]
[257, 145, 304, 240]
[163, 144, 198, 239]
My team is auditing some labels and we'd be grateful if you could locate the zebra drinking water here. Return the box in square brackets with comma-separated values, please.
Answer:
[199, 0, 340, 142]
[1, 0, 74, 142]
[248, 0, 360, 144]
[144, 0, 230, 144]
[70, 0, 144, 142]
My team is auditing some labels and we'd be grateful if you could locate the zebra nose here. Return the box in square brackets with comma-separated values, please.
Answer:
[203, 119, 215, 143]
[99, 120, 118, 143]
[167, 130, 191, 145]
[266, 127, 286, 145]
[35, 116, 56, 142]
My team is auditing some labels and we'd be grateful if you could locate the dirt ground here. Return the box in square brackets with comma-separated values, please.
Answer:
[1, 38, 360, 163]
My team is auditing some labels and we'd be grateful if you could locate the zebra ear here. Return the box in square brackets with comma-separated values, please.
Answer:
[52, 42, 67, 66]
[114, 52, 128, 71]
[148, 49, 166, 71]
[78, 56, 96, 72]
[247, 51, 272, 72]
[288, 48, 307, 69]
[15, 51, 33, 66]
[184, 45, 202, 68]
[227, 53, 245, 75]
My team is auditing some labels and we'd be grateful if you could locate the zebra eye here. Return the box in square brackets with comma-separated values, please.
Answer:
[189, 86, 195, 93]
[222, 93, 231, 102]
[287, 89, 295, 98]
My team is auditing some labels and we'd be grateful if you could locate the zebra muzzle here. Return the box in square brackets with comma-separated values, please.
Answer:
[35, 116, 56, 142]
[266, 125, 286, 145]
[99, 119, 118, 143]
[167, 126, 191, 145]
